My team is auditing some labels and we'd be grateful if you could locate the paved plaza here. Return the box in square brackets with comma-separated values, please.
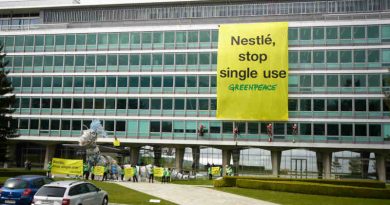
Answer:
[115, 181, 278, 205]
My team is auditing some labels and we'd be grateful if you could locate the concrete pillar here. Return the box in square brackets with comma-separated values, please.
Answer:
[130, 147, 140, 165]
[360, 152, 370, 179]
[43, 144, 56, 169]
[322, 151, 332, 179]
[316, 152, 323, 179]
[375, 153, 387, 182]
[271, 150, 282, 177]
[192, 147, 200, 172]
[222, 149, 232, 176]
[3, 143, 16, 168]
[153, 146, 162, 167]
[232, 148, 240, 176]
[175, 147, 185, 173]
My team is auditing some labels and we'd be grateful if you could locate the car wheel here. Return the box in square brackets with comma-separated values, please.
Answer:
[102, 196, 108, 205]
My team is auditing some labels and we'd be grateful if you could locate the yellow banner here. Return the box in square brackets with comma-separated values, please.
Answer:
[51, 158, 83, 176]
[153, 167, 164, 177]
[113, 139, 120, 147]
[93, 166, 105, 176]
[124, 167, 134, 177]
[217, 22, 289, 121]
[212, 167, 220, 175]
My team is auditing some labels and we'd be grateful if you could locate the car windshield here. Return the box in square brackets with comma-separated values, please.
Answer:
[4, 179, 28, 189]
[35, 187, 66, 197]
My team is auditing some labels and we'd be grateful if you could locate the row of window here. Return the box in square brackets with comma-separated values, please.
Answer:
[12, 97, 389, 113]
[288, 25, 385, 41]
[5, 49, 389, 72]
[43, 0, 386, 23]
[0, 17, 40, 27]
[2, 24, 390, 52]
[14, 118, 384, 137]
[1, 30, 218, 52]
[288, 98, 388, 112]
[5, 53, 217, 68]
[10, 74, 390, 89]
[14, 97, 216, 111]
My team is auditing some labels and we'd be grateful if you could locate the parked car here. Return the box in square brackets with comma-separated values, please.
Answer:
[32, 181, 108, 205]
[0, 175, 54, 205]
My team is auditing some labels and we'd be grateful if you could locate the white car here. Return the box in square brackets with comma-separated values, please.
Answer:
[32, 181, 108, 205]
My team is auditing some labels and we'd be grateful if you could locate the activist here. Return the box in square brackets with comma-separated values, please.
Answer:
[46, 161, 52, 177]
[111, 164, 118, 181]
[226, 165, 233, 176]
[148, 164, 154, 183]
[166, 168, 171, 183]
[208, 166, 212, 180]
[90, 165, 95, 180]
[267, 123, 273, 142]
[132, 165, 138, 182]
[83, 163, 90, 180]
[292, 123, 298, 143]
[102, 164, 109, 181]
[162, 168, 167, 184]
[120, 165, 125, 181]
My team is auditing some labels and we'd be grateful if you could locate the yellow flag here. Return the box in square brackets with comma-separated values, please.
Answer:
[93, 166, 105, 176]
[153, 167, 164, 177]
[217, 22, 289, 121]
[113, 139, 120, 147]
[211, 167, 220, 175]
[124, 167, 134, 177]
[51, 158, 83, 176]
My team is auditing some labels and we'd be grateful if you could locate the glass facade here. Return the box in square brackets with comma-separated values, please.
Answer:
[1, 1, 390, 147]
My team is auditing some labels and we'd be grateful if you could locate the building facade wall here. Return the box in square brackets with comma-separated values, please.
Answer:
[0, 1, 390, 169]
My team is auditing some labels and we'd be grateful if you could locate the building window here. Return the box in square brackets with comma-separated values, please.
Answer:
[313, 99, 324, 111]
[151, 99, 161, 110]
[105, 121, 115, 131]
[327, 124, 339, 136]
[355, 124, 367, 136]
[222, 122, 233, 133]
[162, 121, 172, 132]
[341, 124, 352, 136]
[150, 121, 160, 132]
[314, 124, 325, 135]
[300, 123, 311, 135]
[327, 99, 338, 111]
[368, 99, 380, 111]
[116, 121, 126, 132]
[355, 99, 366, 111]
[341, 99, 352, 111]
[369, 124, 381, 136]
[300, 99, 311, 111]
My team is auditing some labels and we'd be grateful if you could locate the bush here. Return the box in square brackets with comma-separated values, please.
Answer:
[0, 168, 46, 177]
[216, 176, 385, 188]
[236, 179, 390, 199]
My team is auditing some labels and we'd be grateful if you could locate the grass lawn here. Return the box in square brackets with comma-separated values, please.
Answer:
[1, 176, 176, 205]
[171, 179, 213, 186]
[90, 181, 177, 205]
[0, 177, 8, 185]
[215, 187, 390, 205]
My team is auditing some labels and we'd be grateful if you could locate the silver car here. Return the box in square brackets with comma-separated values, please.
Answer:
[32, 181, 108, 205]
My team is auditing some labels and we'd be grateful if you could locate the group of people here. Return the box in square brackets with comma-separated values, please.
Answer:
[77, 163, 173, 184]
[206, 163, 234, 180]
[24, 160, 32, 170]
[144, 165, 172, 183]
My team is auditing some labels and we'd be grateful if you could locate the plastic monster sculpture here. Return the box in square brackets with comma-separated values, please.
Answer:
[79, 120, 113, 168]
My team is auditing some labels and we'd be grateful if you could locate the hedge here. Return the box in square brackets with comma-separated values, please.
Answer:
[216, 176, 385, 188]
[0, 169, 46, 177]
[236, 179, 390, 199]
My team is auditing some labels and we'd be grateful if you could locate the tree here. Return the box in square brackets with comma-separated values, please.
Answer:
[0, 45, 18, 165]
[348, 158, 361, 175]
[332, 159, 342, 173]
